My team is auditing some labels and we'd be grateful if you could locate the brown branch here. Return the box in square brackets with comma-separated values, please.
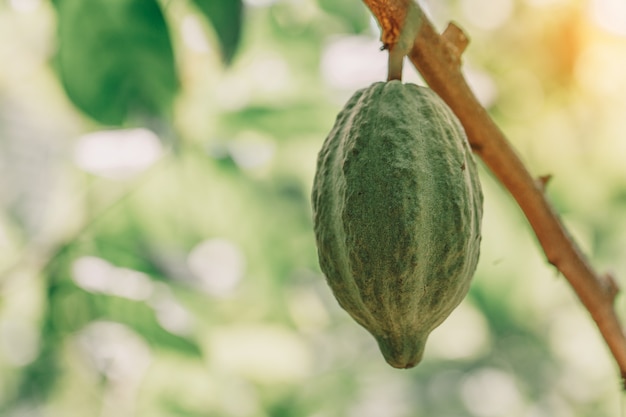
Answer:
[364, 0, 626, 387]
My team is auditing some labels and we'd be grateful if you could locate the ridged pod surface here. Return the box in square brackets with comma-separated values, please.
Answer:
[312, 81, 483, 368]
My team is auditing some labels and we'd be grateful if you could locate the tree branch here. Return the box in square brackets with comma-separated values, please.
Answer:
[364, 0, 626, 387]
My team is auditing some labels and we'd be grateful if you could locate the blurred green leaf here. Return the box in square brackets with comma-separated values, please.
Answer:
[191, 0, 243, 64]
[98, 294, 203, 356]
[47, 281, 202, 356]
[12, 332, 62, 405]
[317, 0, 370, 33]
[54, 0, 178, 125]
[222, 103, 334, 140]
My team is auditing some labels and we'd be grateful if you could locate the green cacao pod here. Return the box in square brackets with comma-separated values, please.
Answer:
[311, 80, 483, 369]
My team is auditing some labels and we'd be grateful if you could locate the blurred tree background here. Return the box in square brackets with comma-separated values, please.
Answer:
[1, 0, 626, 416]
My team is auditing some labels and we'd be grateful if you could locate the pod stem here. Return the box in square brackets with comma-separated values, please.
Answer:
[386, 45, 404, 81]
[363, 0, 422, 82]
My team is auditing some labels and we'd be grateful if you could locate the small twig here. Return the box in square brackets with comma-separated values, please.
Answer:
[363, 0, 626, 387]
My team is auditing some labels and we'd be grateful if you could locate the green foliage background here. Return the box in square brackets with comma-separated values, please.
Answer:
[1, 0, 626, 416]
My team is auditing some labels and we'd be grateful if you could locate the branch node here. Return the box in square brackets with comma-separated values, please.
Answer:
[604, 272, 620, 302]
[442, 22, 469, 58]
[536, 174, 553, 191]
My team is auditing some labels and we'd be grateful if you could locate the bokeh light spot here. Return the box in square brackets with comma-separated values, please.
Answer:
[590, 0, 626, 36]
[210, 325, 311, 383]
[243, 0, 278, 7]
[0, 319, 39, 366]
[181, 15, 211, 53]
[149, 283, 195, 336]
[426, 300, 491, 361]
[321, 36, 387, 91]
[464, 66, 499, 108]
[228, 132, 276, 171]
[9, 0, 40, 13]
[187, 238, 246, 297]
[73, 128, 164, 180]
[77, 321, 151, 382]
[461, 368, 523, 417]
[71, 256, 154, 301]
[249, 56, 292, 93]
[461, 0, 514, 31]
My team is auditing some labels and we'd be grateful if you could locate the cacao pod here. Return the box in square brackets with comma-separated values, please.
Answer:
[311, 81, 483, 368]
